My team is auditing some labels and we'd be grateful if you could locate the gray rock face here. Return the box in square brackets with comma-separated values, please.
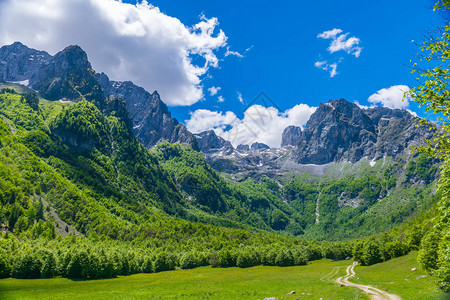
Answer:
[195, 130, 233, 154]
[97, 73, 197, 148]
[236, 144, 250, 152]
[0, 42, 196, 149]
[30, 45, 105, 107]
[365, 107, 433, 160]
[0, 43, 436, 172]
[0, 43, 105, 107]
[0, 42, 51, 82]
[292, 99, 434, 165]
[251, 142, 270, 150]
[281, 126, 302, 147]
[293, 99, 377, 164]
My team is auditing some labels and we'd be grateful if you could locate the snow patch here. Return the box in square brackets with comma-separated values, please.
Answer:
[8, 79, 29, 86]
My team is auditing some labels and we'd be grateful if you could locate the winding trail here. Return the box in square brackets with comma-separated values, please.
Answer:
[335, 262, 402, 300]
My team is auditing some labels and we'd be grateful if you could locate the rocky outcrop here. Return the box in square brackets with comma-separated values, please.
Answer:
[30, 45, 105, 107]
[251, 142, 270, 150]
[281, 126, 302, 147]
[292, 99, 434, 165]
[0, 42, 197, 149]
[293, 99, 377, 164]
[195, 130, 233, 154]
[236, 144, 250, 152]
[365, 107, 433, 159]
[97, 73, 197, 149]
[0, 42, 105, 107]
[0, 43, 437, 172]
[0, 42, 51, 83]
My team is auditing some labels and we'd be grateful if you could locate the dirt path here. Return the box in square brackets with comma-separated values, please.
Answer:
[336, 262, 402, 300]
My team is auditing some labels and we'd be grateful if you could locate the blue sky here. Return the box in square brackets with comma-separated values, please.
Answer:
[145, 0, 442, 120]
[0, 0, 445, 147]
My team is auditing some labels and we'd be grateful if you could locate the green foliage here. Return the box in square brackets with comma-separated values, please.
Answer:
[418, 229, 441, 272]
[0, 85, 441, 286]
[50, 101, 110, 153]
[23, 93, 39, 111]
[180, 252, 198, 270]
[409, 2, 450, 290]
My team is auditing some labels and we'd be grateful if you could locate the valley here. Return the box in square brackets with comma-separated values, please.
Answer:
[0, 1, 449, 297]
[0, 252, 445, 300]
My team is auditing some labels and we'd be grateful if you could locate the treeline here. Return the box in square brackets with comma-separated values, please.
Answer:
[0, 233, 354, 279]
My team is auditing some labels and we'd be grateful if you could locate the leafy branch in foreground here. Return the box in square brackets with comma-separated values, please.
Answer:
[409, 0, 450, 291]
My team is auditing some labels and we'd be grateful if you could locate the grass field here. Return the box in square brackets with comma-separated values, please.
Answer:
[0, 259, 364, 300]
[0, 253, 445, 300]
[354, 251, 447, 300]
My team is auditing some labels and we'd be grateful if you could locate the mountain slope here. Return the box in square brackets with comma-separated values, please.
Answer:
[0, 42, 195, 149]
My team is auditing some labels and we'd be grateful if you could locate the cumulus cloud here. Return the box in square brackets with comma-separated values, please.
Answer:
[217, 95, 225, 102]
[317, 28, 343, 39]
[368, 85, 411, 109]
[185, 109, 237, 133]
[0, 0, 229, 106]
[317, 28, 362, 57]
[316, 28, 361, 77]
[186, 103, 317, 148]
[315, 60, 338, 77]
[208, 86, 221, 96]
[354, 101, 372, 110]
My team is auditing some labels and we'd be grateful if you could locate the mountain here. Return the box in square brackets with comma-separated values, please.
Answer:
[96, 73, 197, 149]
[251, 142, 270, 150]
[0, 41, 51, 83]
[0, 43, 444, 287]
[281, 125, 302, 147]
[0, 42, 440, 238]
[200, 99, 435, 178]
[293, 99, 433, 164]
[0, 42, 195, 149]
[195, 130, 233, 154]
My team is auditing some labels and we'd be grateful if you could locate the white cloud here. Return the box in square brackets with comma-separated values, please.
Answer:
[208, 86, 221, 96]
[225, 46, 243, 58]
[329, 63, 338, 77]
[186, 103, 317, 148]
[314, 61, 327, 68]
[328, 34, 362, 57]
[185, 109, 236, 133]
[354, 101, 373, 110]
[217, 95, 225, 102]
[368, 85, 411, 109]
[237, 91, 244, 104]
[225, 45, 253, 58]
[317, 28, 362, 57]
[314, 60, 338, 77]
[0, 0, 229, 106]
[317, 28, 343, 39]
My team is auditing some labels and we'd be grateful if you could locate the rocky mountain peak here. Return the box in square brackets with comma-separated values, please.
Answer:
[294, 99, 377, 164]
[281, 126, 302, 147]
[195, 130, 233, 154]
[251, 142, 270, 150]
[364, 106, 414, 125]
[0, 42, 51, 82]
[51, 45, 91, 75]
[29, 44, 103, 105]
[97, 72, 196, 149]
[236, 144, 250, 152]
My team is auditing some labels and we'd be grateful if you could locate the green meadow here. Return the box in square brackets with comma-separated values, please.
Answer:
[0, 259, 363, 300]
[1, 252, 446, 300]
[354, 251, 447, 300]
